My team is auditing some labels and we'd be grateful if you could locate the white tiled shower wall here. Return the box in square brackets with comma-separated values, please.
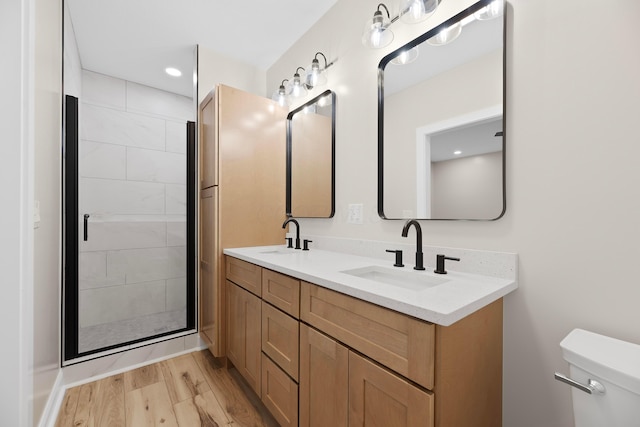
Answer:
[78, 70, 194, 331]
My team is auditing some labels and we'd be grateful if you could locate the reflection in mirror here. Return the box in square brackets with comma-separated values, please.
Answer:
[62, 1, 197, 361]
[378, 0, 505, 220]
[287, 90, 335, 218]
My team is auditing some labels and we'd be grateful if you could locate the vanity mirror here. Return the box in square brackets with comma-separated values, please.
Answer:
[286, 90, 336, 218]
[378, 0, 505, 220]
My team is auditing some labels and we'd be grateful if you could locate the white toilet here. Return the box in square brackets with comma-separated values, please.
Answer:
[557, 328, 640, 426]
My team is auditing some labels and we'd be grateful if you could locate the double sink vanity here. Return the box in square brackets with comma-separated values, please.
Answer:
[223, 243, 517, 427]
[213, 0, 513, 425]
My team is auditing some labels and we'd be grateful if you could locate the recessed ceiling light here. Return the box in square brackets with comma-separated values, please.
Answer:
[165, 67, 182, 77]
[454, 150, 462, 155]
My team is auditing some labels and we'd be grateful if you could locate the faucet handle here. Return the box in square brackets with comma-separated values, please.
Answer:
[285, 237, 293, 248]
[434, 254, 460, 274]
[303, 239, 313, 251]
[385, 249, 404, 267]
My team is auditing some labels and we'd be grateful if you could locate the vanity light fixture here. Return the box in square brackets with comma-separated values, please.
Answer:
[399, 0, 440, 24]
[288, 67, 308, 98]
[390, 46, 419, 65]
[272, 53, 336, 107]
[454, 150, 462, 155]
[362, 3, 394, 49]
[272, 79, 290, 107]
[305, 52, 329, 89]
[165, 67, 182, 77]
[362, 0, 446, 49]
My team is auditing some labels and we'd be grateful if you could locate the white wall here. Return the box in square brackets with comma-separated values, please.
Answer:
[0, 0, 35, 424]
[33, 0, 62, 423]
[384, 49, 501, 217]
[198, 45, 266, 103]
[1, 0, 62, 425]
[432, 151, 502, 218]
[268, 0, 640, 425]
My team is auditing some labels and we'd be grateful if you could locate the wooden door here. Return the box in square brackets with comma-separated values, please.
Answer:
[226, 281, 262, 396]
[299, 324, 348, 427]
[349, 352, 434, 427]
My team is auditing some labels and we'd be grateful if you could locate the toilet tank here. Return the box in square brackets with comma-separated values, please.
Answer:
[560, 328, 640, 427]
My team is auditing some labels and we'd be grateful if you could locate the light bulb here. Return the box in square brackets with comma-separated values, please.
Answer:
[391, 46, 419, 65]
[475, 0, 504, 20]
[399, 0, 440, 24]
[362, 8, 393, 48]
[427, 22, 462, 46]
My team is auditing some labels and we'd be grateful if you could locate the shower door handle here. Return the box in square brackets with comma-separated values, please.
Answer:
[83, 214, 90, 241]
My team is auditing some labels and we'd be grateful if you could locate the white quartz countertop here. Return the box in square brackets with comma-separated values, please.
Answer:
[224, 245, 517, 326]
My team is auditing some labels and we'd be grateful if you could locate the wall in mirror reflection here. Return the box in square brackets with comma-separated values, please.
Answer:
[381, 4, 504, 220]
[288, 91, 335, 218]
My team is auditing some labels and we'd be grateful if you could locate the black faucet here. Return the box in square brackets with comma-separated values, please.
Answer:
[282, 218, 301, 249]
[401, 219, 425, 270]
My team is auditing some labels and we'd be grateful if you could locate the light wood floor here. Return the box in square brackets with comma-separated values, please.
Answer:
[55, 350, 280, 427]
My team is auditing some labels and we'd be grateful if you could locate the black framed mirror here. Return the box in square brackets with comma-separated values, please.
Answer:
[286, 90, 336, 218]
[378, 0, 505, 220]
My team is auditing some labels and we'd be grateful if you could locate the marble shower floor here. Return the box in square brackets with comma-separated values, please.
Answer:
[78, 308, 188, 353]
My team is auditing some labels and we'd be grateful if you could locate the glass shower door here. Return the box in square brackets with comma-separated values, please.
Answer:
[64, 85, 196, 359]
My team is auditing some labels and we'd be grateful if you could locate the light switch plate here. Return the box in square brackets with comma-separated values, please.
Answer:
[34, 200, 41, 229]
[348, 203, 363, 224]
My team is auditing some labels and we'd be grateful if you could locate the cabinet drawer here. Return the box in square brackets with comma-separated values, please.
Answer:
[226, 257, 261, 297]
[262, 269, 300, 318]
[300, 282, 435, 389]
[262, 353, 299, 427]
[262, 302, 299, 381]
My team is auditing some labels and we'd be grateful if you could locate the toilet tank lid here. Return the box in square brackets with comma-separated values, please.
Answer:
[560, 328, 640, 395]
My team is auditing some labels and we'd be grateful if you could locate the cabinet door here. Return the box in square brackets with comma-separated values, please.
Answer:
[199, 89, 217, 189]
[226, 281, 261, 395]
[299, 324, 348, 427]
[199, 187, 219, 352]
[349, 352, 434, 427]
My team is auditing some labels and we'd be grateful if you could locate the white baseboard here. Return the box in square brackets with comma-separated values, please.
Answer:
[37, 370, 65, 427]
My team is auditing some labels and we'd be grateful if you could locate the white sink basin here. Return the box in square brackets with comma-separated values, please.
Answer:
[259, 248, 298, 255]
[341, 265, 449, 291]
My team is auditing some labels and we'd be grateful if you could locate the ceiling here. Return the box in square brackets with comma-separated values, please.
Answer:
[66, 0, 338, 97]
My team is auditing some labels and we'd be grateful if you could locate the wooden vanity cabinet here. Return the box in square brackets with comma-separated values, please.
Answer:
[225, 256, 503, 427]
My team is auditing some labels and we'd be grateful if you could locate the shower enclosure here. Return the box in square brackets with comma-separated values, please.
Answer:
[63, 70, 196, 361]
